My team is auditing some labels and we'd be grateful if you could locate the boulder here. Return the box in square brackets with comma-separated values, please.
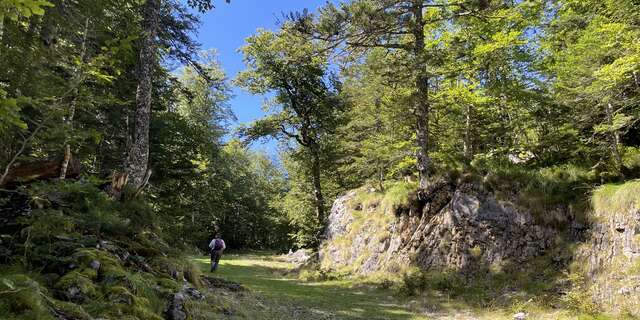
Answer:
[284, 248, 313, 265]
[320, 181, 557, 274]
[575, 183, 640, 317]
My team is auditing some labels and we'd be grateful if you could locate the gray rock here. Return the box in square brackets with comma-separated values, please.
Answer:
[285, 249, 313, 265]
[89, 260, 100, 271]
[166, 292, 187, 320]
[513, 312, 526, 320]
[576, 203, 640, 316]
[319, 184, 556, 274]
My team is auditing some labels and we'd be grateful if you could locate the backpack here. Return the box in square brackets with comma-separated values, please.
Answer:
[212, 239, 223, 251]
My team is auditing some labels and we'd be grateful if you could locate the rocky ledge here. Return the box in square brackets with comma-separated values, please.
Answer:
[319, 179, 558, 274]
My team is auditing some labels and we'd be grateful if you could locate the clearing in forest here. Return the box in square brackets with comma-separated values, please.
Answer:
[192, 253, 591, 320]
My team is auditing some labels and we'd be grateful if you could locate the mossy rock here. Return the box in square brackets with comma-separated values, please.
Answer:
[0, 272, 53, 319]
[156, 276, 181, 292]
[105, 285, 135, 305]
[54, 271, 97, 303]
[149, 257, 184, 280]
[72, 248, 127, 282]
[125, 240, 163, 257]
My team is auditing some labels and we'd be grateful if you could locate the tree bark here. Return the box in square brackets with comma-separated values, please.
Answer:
[411, 0, 431, 189]
[463, 104, 472, 163]
[309, 142, 325, 225]
[125, 0, 159, 189]
[605, 102, 623, 173]
[61, 18, 89, 180]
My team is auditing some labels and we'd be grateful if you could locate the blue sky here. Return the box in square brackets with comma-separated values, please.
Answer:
[194, 0, 333, 155]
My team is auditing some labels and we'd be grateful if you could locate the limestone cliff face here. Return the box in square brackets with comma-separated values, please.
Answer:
[319, 181, 557, 275]
[576, 185, 640, 316]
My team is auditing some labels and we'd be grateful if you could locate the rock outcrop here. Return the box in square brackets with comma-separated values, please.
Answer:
[575, 181, 640, 316]
[319, 180, 557, 274]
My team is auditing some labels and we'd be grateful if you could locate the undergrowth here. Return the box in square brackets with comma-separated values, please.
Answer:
[0, 180, 217, 319]
[470, 162, 600, 226]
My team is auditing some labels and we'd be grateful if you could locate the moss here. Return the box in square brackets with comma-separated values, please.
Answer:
[105, 285, 135, 304]
[156, 277, 180, 291]
[72, 248, 126, 281]
[474, 163, 597, 226]
[469, 245, 483, 258]
[0, 271, 53, 320]
[54, 271, 98, 302]
[50, 300, 91, 320]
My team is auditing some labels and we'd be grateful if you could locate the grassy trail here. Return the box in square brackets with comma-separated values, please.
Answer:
[192, 252, 433, 320]
[191, 253, 596, 320]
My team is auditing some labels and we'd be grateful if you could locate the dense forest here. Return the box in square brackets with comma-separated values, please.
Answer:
[0, 0, 639, 319]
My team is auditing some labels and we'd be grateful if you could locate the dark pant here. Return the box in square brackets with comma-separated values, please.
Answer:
[210, 250, 222, 271]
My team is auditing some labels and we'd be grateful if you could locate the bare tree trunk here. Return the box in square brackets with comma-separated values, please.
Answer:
[411, 0, 430, 189]
[60, 18, 89, 179]
[606, 102, 623, 173]
[0, 13, 4, 47]
[125, 0, 159, 189]
[463, 104, 472, 163]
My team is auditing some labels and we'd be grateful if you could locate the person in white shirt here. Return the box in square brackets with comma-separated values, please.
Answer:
[208, 233, 226, 272]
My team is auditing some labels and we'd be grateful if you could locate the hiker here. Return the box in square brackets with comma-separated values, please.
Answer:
[208, 233, 226, 272]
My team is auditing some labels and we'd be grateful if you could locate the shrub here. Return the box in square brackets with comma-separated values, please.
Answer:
[381, 180, 417, 213]
[622, 146, 640, 174]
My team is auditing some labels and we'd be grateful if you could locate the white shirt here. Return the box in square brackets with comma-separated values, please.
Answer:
[208, 238, 226, 250]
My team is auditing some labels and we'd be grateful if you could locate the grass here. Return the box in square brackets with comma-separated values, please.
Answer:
[591, 179, 640, 218]
[191, 252, 616, 320]
[193, 252, 421, 320]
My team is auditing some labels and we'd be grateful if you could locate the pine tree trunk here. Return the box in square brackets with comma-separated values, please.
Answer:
[125, 0, 159, 188]
[310, 143, 325, 225]
[411, 0, 431, 189]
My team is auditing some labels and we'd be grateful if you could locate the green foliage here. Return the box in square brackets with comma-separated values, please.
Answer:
[622, 147, 640, 174]
[0, 0, 53, 20]
[1, 0, 639, 318]
[380, 181, 417, 213]
[0, 89, 27, 134]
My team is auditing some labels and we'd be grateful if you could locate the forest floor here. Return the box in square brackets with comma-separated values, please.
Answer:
[191, 252, 600, 320]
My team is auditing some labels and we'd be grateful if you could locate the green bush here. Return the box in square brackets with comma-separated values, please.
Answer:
[622, 146, 640, 174]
